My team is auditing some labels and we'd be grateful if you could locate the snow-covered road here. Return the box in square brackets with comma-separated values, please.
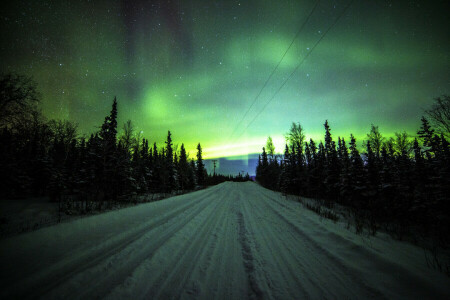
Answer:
[1, 182, 449, 299]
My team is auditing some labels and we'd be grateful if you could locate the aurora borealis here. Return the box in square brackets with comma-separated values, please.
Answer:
[1, 0, 449, 165]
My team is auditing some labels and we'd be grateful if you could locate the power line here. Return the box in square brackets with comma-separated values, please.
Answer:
[234, 0, 354, 141]
[227, 0, 320, 141]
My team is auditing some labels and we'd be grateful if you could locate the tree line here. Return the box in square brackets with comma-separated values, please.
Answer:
[0, 73, 209, 212]
[256, 96, 449, 247]
[205, 172, 251, 186]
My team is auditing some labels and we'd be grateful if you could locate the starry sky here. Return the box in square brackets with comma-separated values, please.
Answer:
[1, 0, 449, 168]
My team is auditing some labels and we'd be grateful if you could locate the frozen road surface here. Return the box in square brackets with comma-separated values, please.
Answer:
[1, 182, 449, 299]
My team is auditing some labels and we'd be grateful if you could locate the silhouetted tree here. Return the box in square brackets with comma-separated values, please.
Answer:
[266, 136, 275, 161]
[177, 144, 190, 190]
[425, 95, 450, 139]
[0, 72, 40, 130]
[98, 97, 118, 202]
[165, 131, 177, 192]
[196, 143, 205, 186]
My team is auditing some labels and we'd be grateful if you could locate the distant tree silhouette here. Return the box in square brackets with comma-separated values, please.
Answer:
[189, 159, 197, 187]
[99, 97, 119, 202]
[196, 143, 205, 186]
[323, 121, 339, 202]
[177, 144, 191, 190]
[165, 131, 177, 192]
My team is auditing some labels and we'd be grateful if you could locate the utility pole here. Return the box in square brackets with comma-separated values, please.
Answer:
[212, 160, 217, 176]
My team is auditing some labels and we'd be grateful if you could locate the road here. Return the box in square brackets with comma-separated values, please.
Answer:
[0, 182, 449, 299]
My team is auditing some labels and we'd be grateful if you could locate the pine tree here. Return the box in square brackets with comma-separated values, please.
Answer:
[99, 97, 119, 201]
[196, 143, 205, 186]
[279, 144, 291, 194]
[365, 141, 381, 228]
[294, 141, 305, 195]
[338, 137, 351, 203]
[256, 154, 262, 182]
[177, 144, 190, 190]
[189, 159, 197, 188]
[261, 147, 268, 168]
[165, 131, 176, 192]
[160, 147, 167, 192]
[324, 120, 332, 158]
[323, 121, 339, 200]
[116, 140, 135, 198]
[99, 97, 118, 147]
[86, 133, 103, 205]
[365, 141, 379, 198]
[316, 141, 326, 198]
[348, 134, 366, 208]
[418, 116, 435, 159]
[257, 147, 269, 187]
[150, 143, 161, 192]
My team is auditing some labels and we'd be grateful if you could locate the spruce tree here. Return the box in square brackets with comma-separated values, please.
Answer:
[100, 97, 118, 146]
[338, 137, 351, 202]
[418, 116, 435, 159]
[189, 159, 197, 188]
[348, 134, 365, 208]
[322, 121, 339, 200]
[99, 97, 119, 201]
[165, 131, 176, 192]
[150, 143, 161, 192]
[295, 141, 305, 195]
[316, 141, 326, 198]
[324, 120, 332, 158]
[365, 141, 381, 228]
[279, 144, 290, 194]
[178, 144, 189, 190]
[196, 143, 205, 186]
[261, 147, 268, 168]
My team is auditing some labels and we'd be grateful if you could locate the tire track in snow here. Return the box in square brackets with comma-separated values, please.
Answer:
[27, 186, 222, 299]
[259, 189, 450, 299]
[2, 182, 449, 299]
[256, 189, 389, 299]
[76, 186, 224, 300]
[201, 193, 247, 300]
[236, 201, 264, 300]
[172, 195, 234, 299]
[144, 190, 229, 299]
[249, 197, 354, 298]
[242, 192, 310, 299]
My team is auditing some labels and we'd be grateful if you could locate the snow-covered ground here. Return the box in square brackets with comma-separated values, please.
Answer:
[0, 197, 61, 237]
[0, 181, 449, 299]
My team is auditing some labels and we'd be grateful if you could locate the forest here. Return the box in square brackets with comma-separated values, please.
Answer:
[256, 96, 450, 252]
[0, 73, 240, 213]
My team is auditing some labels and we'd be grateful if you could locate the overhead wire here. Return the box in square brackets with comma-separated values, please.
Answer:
[227, 0, 321, 141]
[233, 0, 354, 141]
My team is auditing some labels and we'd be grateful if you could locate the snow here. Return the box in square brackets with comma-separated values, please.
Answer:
[0, 182, 449, 299]
[0, 197, 60, 236]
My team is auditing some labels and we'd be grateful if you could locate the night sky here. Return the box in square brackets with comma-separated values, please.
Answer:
[1, 0, 449, 164]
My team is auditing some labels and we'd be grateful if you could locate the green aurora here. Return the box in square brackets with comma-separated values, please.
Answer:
[1, 0, 449, 160]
